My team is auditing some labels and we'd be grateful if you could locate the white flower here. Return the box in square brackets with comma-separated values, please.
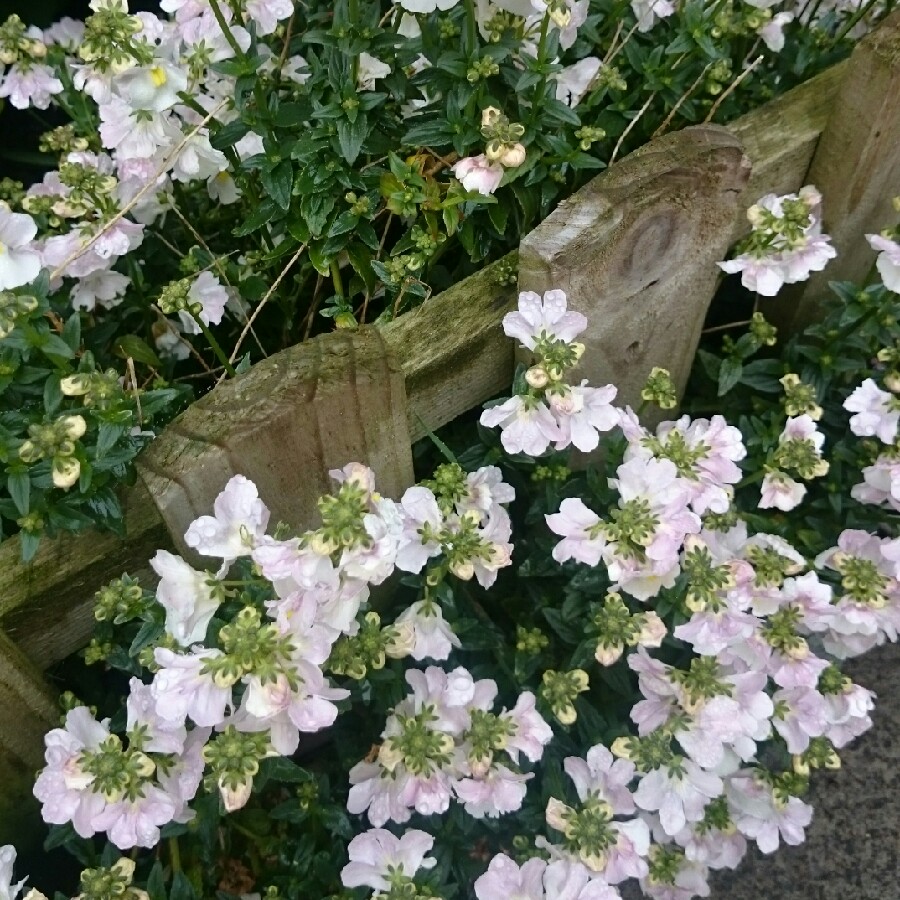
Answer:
[399, 0, 461, 9]
[0, 846, 27, 900]
[759, 12, 794, 52]
[178, 271, 229, 333]
[0, 206, 41, 290]
[341, 828, 436, 892]
[358, 53, 391, 91]
[555, 57, 602, 107]
[150, 550, 222, 644]
[245, 0, 294, 35]
[631, 0, 675, 32]
[115, 62, 188, 112]
[867, 233, 900, 293]
[844, 378, 900, 443]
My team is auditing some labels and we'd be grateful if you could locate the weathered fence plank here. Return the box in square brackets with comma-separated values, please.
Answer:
[0, 480, 170, 668]
[137, 328, 415, 559]
[518, 125, 750, 415]
[780, 10, 900, 330]
[382, 254, 520, 442]
[0, 630, 57, 843]
[724, 61, 846, 240]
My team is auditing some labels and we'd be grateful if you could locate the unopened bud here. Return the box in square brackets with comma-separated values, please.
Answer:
[594, 642, 624, 667]
[498, 142, 526, 168]
[481, 106, 502, 129]
[450, 559, 475, 581]
[219, 776, 253, 813]
[526, 365, 549, 389]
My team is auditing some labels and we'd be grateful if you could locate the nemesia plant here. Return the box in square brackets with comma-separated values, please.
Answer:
[0, 0, 891, 551]
[3, 200, 900, 899]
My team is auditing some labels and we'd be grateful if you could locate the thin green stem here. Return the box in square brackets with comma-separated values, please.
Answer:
[192, 313, 238, 378]
[209, 0, 244, 59]
[168, 836, 181, 874]
[463, 0, 478, 57]
[528, 13, 552, 127]
[330, 258, 345, 298]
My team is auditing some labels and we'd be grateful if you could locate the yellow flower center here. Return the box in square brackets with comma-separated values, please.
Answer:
[150, 66, 167, 88]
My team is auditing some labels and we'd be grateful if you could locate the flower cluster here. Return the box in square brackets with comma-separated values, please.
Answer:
[718, 186, 836, 296]
[480, 289, 619, 455]
[348, 666, 552, 825]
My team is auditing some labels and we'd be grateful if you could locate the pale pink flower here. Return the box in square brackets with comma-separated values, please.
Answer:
[245, 0, 294, 34]
[844, 378, 900, 444]
[394, 599, 461, 661]
[759, 471, 806, 511]
[634, 762, 723, 837]
[152, 647, 232, 727]
[151, 550, 221, 645]
[475, 854, 546, 900]
[33, 707, 111, 839]
[726, 772, 812, 853]
[639, 853, 710, 900]
[546, 497, 605, 566]
[480, 394, 563, 456]
[184, 474, 270, 566]
[341, 828, 436, 892]
[771, 686, 829, 753]
[564, 744, 637, 815]
[551, 382, 620, 452]
[631, 0, 675, 32]
[852, 454, 900, 511]
[0, 63, 63, 110]
[70, 269, 130, 312]
[502, 289, 587, 350]
[395, 486, 444, 573]
[91, 784, 178, 849]
[454, 763, 531, 817]
[126, 677, 187, 754]
[867, 233, 900, 293]
[822, 681, 874, 747]
[235, 661, 349, 755]
[503, 691, 554, 763]
[452, 154, 504, 195]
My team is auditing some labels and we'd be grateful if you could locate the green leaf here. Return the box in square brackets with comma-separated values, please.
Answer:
[41, 332, 76, 360]
[336, 112, 368, 164]
[145, 862, 167, 900]
[61, 312, 81, 352]
[169, 871, 197, 900]
[261, 159, 294, 211]
[307, 242, 332, 276]
[7, 471, 29, 515]
[44, 373, 63, 416]
[233, 199, 277, 236]
[20, 530, 41, 562]
[96, 422, 126, 458]
[718, 357, 743, 396]
[114, 334, 162, 368]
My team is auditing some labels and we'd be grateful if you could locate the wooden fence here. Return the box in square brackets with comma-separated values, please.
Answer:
[0, 11, 898, 841]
